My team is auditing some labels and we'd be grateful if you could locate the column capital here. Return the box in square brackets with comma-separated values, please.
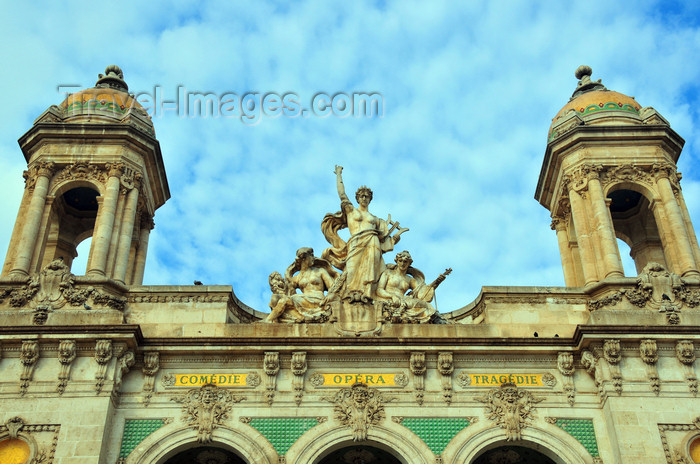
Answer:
[651, 162, 675, 180]
[106, 162, 125, 179]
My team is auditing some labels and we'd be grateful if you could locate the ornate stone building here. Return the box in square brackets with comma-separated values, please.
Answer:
[0, 65, 699, 464]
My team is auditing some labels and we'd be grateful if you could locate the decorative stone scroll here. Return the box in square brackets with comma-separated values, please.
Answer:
[580, 351, 603, 397]
[676, 340, 698, 396]
[263, 352, 280, 405]
[437, 352, 453, 404]
[476, 383, 544, 441]
[114, 350, 135, 395]
[603, 340, 622, 395]
[142, 352, 160, 406]
[323, 383, 392, 441]
[94, 339, 113, 394]
[56, 340, 77, 394]
[557, 352, 575, 406]
[291, 351, 307, 405]
[410, 352, 426, 405]
[19, 340, 39, 395]
[640, 339, 660, 395]
[172, 384, 246, 443]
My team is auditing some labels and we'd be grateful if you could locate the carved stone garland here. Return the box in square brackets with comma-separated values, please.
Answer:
[20, 340, 39, 395]
[323, 383, 392, 442]
[476, 383, 544, 441]
[640, 339, 660, 395]
[603, 340, 622, 395]
[263, 352, 280, 406]
[142, 352, 160, 406]
[56, 340, 77, 395]
[410, 352, 426, 405]
[676, 340, 697, 396]
[557, 352, 575, 406]
[94, 339, 113, 394]
[0, 259, 127, 319]
[291, 351, 307, 406]
[172, 384, 246, 443]
[437, 352, 453, 404]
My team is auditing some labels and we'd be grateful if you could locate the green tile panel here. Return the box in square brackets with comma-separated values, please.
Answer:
[554, 419, 599, 457]
[399, 418, 470, 455]
[248, 418, 321, 455]
[119, 419, 165, 459]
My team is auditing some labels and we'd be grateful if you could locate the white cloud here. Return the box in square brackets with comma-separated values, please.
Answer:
[1, 0, 700, 313]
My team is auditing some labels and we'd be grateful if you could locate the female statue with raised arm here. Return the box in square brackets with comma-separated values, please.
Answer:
[321, 165, 408, 300]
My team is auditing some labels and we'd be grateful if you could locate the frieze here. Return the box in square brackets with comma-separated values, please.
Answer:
[127, 295, 229, 303]
[456, 372, 557, 388]
[308, 372, 409, 388]
[53, 162, 108, 186]
[160, 372, 263, 388]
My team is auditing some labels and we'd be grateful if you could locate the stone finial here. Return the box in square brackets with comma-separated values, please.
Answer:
[96, 65, 128, 91]
[571, 65, 606, 99]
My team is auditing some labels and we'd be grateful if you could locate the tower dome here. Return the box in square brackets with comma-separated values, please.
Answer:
[45, 65, 154, 136]
[548, 66, 643, 142]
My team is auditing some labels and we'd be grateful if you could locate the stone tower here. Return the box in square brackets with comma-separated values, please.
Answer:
[536, 65, 700, 286]
[1, 65, 169, 284]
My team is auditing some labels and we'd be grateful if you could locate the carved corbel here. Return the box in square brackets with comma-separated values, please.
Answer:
[437, 352, 453, 404]
[263, 352, 280, 405]
[603, 340, 622, 395]
[640, 340, 660, 395]
[94, 339, 113, 394]
[142, 352, 160, 406]
[676, 340, 697, 396]
[291, 351, 307, 406]
[581, 350, 603, 397]
[114, 350, 135, 396]
[410, 352, 426, 405]
[557, 352, 575, 406]
[56, 340, 77, 394]
[19, 340, 39, 395]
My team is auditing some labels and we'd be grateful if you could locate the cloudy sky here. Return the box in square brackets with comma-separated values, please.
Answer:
[1, 0, 699, 314]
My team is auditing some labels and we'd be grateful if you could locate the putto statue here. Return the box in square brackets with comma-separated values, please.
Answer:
[321, 165, 408, 301]
[376, 251, 451, 323]
[264, 247, 338, 323]
[264, 166, 451, 327]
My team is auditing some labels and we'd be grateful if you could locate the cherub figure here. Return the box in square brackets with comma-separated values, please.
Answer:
[264, 247, 338, 323]
[376, 251, 450, 323]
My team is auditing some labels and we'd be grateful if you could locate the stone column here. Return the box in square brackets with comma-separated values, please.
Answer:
[105, 189, 126, 276]
[2, 185, 32, 276]
[678, 193, 700, 268]
[552, 217, 577, 286]
[568, 188, 598, 285]
[87, 163, 123, 277]
[9, 162, 54, 277]
[131, 215, 153, 285]
[113, 185, 140, 283]
[654, 164, 699, 277]
[587, 167, 624, 278]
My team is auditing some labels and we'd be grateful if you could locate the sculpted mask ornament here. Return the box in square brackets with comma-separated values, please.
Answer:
[557, 352, 574, 376]
[603, 340, 621, 364]
[324, 383, 390, 441]
[476, 383, 543, 441]
[172, 384, 245, 443]
[676, 340, 696, 365]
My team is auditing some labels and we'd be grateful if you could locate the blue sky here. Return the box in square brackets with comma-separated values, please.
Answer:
[1, 0, 700, 313]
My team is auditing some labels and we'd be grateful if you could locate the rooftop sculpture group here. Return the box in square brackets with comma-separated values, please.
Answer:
[265, 166, 450, 325]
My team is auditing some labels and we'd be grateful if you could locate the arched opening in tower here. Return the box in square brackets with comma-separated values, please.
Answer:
[43, 186, 99, 273]
[607, 188, 667, 275]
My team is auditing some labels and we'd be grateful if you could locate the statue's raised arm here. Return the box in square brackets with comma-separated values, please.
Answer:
[335, 165, 351, 206]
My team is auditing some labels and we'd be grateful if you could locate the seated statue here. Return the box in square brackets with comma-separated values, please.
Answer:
[264, 247, 339, 323]
[376, 251, 451, 323]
